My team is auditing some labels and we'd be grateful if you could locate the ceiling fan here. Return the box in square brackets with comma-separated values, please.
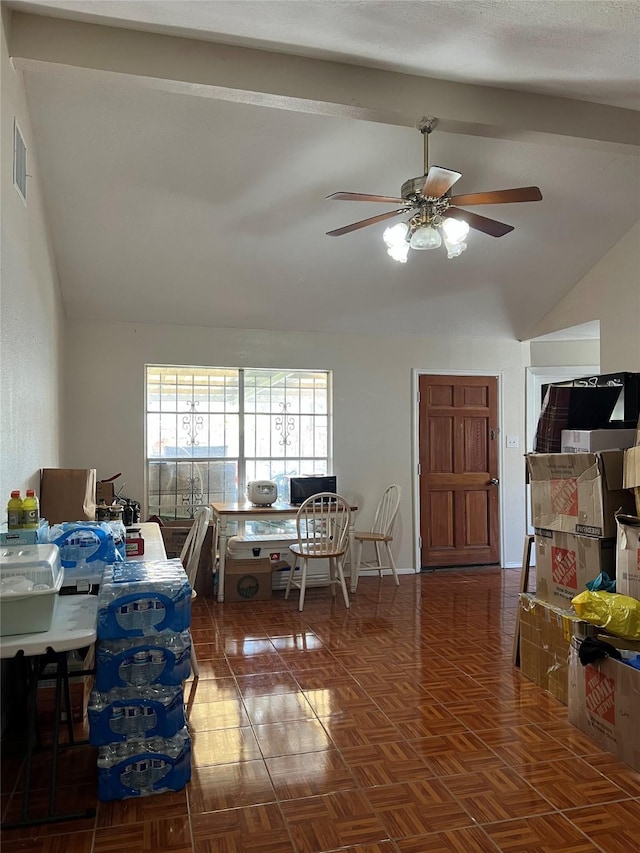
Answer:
[326, 117, 542, 262]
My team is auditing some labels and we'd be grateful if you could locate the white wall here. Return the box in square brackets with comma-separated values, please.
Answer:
[529, 339, 600, 368]
[531, 222, 640, 372]
[63, 320, 530, 569]
[0, 8, 65, 502]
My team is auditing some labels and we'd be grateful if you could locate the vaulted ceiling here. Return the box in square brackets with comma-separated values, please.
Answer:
[6, 0, 640, 340]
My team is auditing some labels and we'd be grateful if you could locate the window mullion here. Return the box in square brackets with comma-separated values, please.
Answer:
[238, 368, 246, 500]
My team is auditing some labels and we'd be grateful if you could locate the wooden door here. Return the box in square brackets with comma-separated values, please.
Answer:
[419, 374, 500, 568]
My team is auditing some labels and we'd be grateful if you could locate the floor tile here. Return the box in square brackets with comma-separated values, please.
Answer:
[235, 671, 301, 697]
[0, 831, 95, 852]
[408, 731, 507, 776]
[563, 798, 640, 853]
[4, 571, 640, 853]
[188, 760, 276, 812]
[243, 692, 316, 725]
[253, 718, 332, 757]
[516, 756, 630, 810]
[341, 740, 435, 786]
[442, 766, 556, 823]
[96, 789, 188, 827]
[279, 789, 389, 853]
[364, 778, 475, 836]
[395, 825, 498, 852]
[191, 726, 263, 765]
[265, 749, 356, 799]
[483, 812, 601, 851]
[191, 803, 295, 852]
[93, 816, 193, 852]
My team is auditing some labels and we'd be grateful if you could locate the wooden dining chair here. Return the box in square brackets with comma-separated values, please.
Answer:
[179, 505, 213, 679]
[286, 493, 351, 612]
[350, 484, 401, 593]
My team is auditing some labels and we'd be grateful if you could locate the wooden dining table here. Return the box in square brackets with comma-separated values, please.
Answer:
[210, 501, 358, 603]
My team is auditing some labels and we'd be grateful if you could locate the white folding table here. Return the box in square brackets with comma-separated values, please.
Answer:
[0, 595, 99, 828]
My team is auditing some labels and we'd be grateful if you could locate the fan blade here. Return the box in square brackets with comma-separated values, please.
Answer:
[326, 208, 408, 237]
[448, 186, 543, 206]
[421, 166, 462, 199]
[327, 191, 408, 204]
[444, 207, 514, 238]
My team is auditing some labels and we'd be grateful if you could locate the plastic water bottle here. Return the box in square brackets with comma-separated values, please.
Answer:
[21, 490, 39, 529]
[7, 491, 23, 530]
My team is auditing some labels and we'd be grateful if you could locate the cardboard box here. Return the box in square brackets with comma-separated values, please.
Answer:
[519, 594, 583, 704]
[227, 534, 298, 590]
[224, 557, 272, 602]
[561, 429, 637, 454]
[160, 520, 214, 596]
[615, 514, 640, 600]
[527, 450, 636, 537]
[534, 529, 616, 609]
[623, 445, 640, 515]
[96, 480, 115, 505]
[568, 640, 640, 772]
[40, 468, 97, 524]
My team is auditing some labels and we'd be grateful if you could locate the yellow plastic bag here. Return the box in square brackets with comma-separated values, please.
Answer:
[571, 589, 640, 641]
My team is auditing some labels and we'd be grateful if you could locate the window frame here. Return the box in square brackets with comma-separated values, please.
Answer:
[144, 364, 333, 522]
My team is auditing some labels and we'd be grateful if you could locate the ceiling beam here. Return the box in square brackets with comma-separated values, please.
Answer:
[9, 11, 640, 151]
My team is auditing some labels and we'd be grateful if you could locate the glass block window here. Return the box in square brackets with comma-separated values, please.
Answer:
[145, 366, 331, 523]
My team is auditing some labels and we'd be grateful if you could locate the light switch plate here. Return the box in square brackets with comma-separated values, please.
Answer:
[506, 435, 519, 448]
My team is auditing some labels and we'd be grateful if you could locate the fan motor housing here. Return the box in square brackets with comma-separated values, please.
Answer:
[402, 175, 450, 201]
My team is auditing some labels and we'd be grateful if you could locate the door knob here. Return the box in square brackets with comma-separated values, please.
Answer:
[489, 478, 499, 485]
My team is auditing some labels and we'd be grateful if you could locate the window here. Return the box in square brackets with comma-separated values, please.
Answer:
[145, 366, 331, 526]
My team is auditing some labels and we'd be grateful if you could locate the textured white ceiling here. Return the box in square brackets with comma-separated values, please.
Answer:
[11, 0, 640, 109]
[6, 1, 640, 340]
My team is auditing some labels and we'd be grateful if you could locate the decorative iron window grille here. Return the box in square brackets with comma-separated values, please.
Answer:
[145, 366, 332, 522]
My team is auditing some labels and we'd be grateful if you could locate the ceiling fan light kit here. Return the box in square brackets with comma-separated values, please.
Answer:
[326, 117, 542, 263]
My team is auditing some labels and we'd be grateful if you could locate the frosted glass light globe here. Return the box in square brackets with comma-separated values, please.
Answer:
[387, 242, 410, 263]
[441, 217, 470, 243]
[383, 222, 409, 248]
[409, 225, 442, 250]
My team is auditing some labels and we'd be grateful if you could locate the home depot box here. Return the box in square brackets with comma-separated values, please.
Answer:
[534, 529, 616, 609]
[224, 557, 272, 602]
[561, 429, 637, 454]
[527, 450, 635, 538]
[623, 444, 640, 515]
[615, 514, 640, 600]
[160, 520, 214, 596]
[568, 639, 640, 772]
[519, 594, 583, 704]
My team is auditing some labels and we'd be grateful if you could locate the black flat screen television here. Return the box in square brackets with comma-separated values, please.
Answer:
[289, 476, 337, 506]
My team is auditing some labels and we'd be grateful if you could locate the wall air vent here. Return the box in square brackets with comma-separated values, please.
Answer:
[13, 118, 27, 204]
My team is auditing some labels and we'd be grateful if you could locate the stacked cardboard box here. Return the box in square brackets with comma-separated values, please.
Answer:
[527, 449, 634, 608]
[519, 449, 635, 704]
[568, 640, 640, 772]
[564, 429, 640, 770]
[623, 430, 640, 517]
[518, 594, 582, 704]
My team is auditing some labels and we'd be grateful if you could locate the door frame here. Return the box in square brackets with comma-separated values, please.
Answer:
[412, 368, 506, 570]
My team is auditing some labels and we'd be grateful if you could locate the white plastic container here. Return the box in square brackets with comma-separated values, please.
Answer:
[0, 544, 63, 635]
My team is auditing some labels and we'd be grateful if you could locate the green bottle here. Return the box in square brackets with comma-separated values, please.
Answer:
[7, 491, 23, 529]
[22, 489, 39, 529]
